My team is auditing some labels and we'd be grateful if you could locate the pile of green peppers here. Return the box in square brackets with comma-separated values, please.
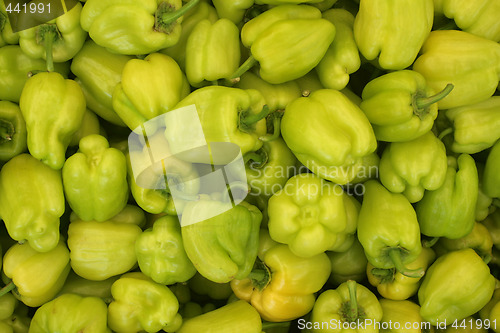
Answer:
[1, 0, 500, 332]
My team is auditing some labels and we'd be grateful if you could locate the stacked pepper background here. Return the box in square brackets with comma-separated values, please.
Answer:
[1, 0, 500, 332]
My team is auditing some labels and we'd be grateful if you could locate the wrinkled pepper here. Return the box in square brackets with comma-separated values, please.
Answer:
[416, 154, 478, 239]
[235, 4, 336, 84]
[28, 293, 110, 333]
[80, 0, 200, 55]
[309, 280, 383, 333]
[360, 70, 453, 142]
[353, 0, 433, 70]
[379, 132, 448, 203]
[281, 89, 378, 185]
[413, 30, 500, 109]
[327, 238, 368, 285]
[0, 101, 27, 162]
[357, 180, 423, 277]
[0, 154, 64, 252]
[231, 230, 331, 322]
[67, 219, 142, 281]
[419, 248, 495, 325]
[70, 40, 131, 126]
[185, 18, 240, 87]
[19, 72, 86, 170]
[379, 299, 429, 333]
[1, 239, 70, 307]
[267, 173, 359, 257]
[136, 215, 197, 285]
[108, 272, 182, 333]
[62, 134, 128, 222]
[367, 247, 435, 301]
[182, 200, 262, 283]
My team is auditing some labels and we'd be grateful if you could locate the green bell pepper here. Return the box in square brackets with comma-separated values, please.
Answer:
[434, 0, 500, 42]
[1, 239, 70, 307]
[29, 293, 110, 333]
[19, 72, 86, 170]
[379, 299, 429, 333]
[0, 101, 27, 162]
[69, 109, 102, 147]
[267, 173, 359, 257]
[211, 0, 252, 24]
[360, 70, 454, 142]
[357, 180, 423, 277]
[188, 272, 233, 300]
[418, 248, 495, 326]
[234, 4, 335, 84]
[70, 40, 132, 126]
[316, 8, 360, 90]
[0, 2, 18, 47]
[479, 288, 500, 333]
[327, 238, 368, 285]
[178, 300, 262, 333]
[416, 154, 478, 239]
[413, 30, 500, 110]
[67, 219, 142, 281]
[244, 137, 297, 198]
[281, 89, 378, 185]
[182, 200, 262, 283]
[185, 18, 240, 87]
[108, 272, 183, 333]
[18, 3, 87, 63]
[161, 0, 218, 70]
[62, 134, 128, 222]
[0, 154, 64, 252]
[353, 0, 433, 70]
[135, 215, 197, 285]
[379, 132, 448, 203]
[309, 280, 383, 333]
[0, 292, 30, 333]
[0, 45, 70, 103]
[172, 86, 268, 158]
[475, 163, 495, 222]
[367, 247, 435, 301]
[58, 271, 119, 303]
[80, 0, 200, 55]
[112, 53, 190, 131]
[483, 139, 500, 199]
[70, 204, 147, 228]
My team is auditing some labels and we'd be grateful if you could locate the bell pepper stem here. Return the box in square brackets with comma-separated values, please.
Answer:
[346, 280, 358, 322]
[388, 248, 425, 278]
[240, 105, 270, 127]
[260, 113, 281, 142]
[230, 55, 258, 83]
[422, 237, 439, 248]
[483, 252, 492, 264]
[38, 25, 58, 72]
[244, 152, 265, 165]
[0, 119, 14, 143]
[415, 84, 454, 110]
[0, 281, 15, 297]
[158, 0, 201, 27]
[438, 127, 453, 141]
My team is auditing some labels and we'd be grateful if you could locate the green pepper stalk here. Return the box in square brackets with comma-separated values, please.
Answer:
[37, 25, 58, 72]
[0, 281, 15, 298]
[155, 0, 202, 33]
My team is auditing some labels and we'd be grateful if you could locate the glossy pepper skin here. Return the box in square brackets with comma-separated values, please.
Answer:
[360, 70, 453, 142]
[178, 300, 262, 333]
[185, 18, 240, 87]
[172, 86, 267, 159]
[80, 0, 196, 55]
[136, 215, 197, 285]
[211, 0, 252, 24]
[18, 3, 87, 63]
[112, 53, 190, 131]
[19, 72, 86, 170]
[71, 40, 131, 126]
[418, 248, 496, 325]
[67, 219, 142, 281]
[108, 272, 183, 333]
[29, 294, 110, 333]
[353, 0, 433, 70]
[357, 180, 423, 277]
[379, 299, 428, 333]
[445, 97, 500, 154]
[69, 109, 102, 147]
[413, 30, 500, 110]
[2, 239, 70, 307]
[182, 200, 262, 283]
[281, 89, 378, 185]
[0, 101, 27, 162]
[0, 45, 70, 103]
[379, 132, 448, 203]
[62, 134, 128, 222]
[316, 8, 360, 90]
[327, 238, 368, 285]
[367, 247, 435, 301]
[267, 173, 359, 257]
[231, 230, 331, 322]
[237, 5, 335, 84]
[0, 154, 64, 252]
[479, 288, 500, 333]
[416, 154, 478, 239]
[309, 280, 383, 333]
